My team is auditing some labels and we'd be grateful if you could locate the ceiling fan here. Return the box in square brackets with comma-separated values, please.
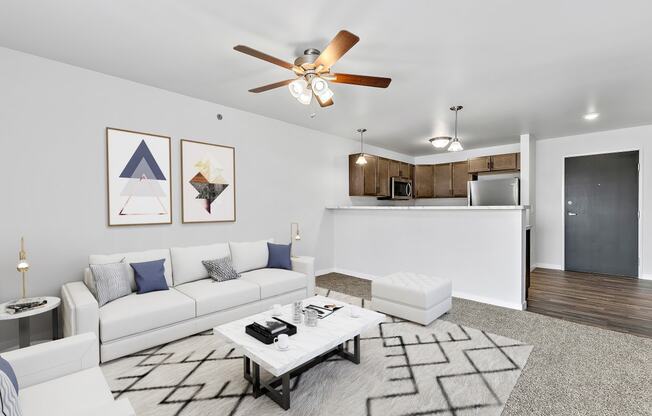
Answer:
[233, 30, 391, 108]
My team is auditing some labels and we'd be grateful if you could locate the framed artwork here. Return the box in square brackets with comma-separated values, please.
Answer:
[106, 127, 172, 226]
[181, 139, 236, 223]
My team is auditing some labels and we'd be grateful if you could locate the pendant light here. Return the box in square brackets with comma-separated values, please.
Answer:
[355, 128, 368, 165]
[447, 105, 464, 152]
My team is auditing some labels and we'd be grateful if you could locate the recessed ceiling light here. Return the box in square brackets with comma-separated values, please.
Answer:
[583, 112, 599, 121]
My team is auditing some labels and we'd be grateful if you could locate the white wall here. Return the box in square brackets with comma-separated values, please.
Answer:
[0, 47, 410, 347]
[535, 125, 651, 277]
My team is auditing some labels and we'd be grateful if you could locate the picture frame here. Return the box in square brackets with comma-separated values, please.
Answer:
[180, 139, 236, 223]
[106, 127, 172, 226]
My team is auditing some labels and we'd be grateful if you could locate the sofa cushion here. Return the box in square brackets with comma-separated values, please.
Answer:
[175, 279, 260, 317]
[170, 243, 230, 286]
[19, 367, 113, 416]
[89, 260, 132, 306]
[89, 249, 172, 291]
[267, 242, 292, 270]
[131, 259, 169, 294]
[229, 239, 272, 273]
[99, 289, 195, 342]
[240, 268, 307, 299]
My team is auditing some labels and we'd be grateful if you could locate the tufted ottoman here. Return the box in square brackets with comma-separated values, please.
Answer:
[371, 272, 452, 325]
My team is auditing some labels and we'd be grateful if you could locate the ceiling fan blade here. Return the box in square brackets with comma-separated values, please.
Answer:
[314, 30, 360, 69]
[248, 79, 294, 93]
[317, 96, 334, 107]
[234, 45, 294, 70]
[331, 73, 392, 88]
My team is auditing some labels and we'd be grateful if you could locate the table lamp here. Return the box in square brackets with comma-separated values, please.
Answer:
[16, 237, 30, 300]
[290, 223, 301, 257]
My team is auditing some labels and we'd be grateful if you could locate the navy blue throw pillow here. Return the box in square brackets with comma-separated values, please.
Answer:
[267, 242, 292, 270]
[131, 259, 169, 294]
[0, 356, 18, 393]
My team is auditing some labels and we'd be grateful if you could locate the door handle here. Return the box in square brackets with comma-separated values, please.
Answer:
[568, 212, 577, 216]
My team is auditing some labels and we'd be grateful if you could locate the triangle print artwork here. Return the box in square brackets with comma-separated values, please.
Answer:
[119, 140, 168, 216]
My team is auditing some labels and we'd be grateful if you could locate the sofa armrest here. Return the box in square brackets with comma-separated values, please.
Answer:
[292, 256, 315, 296]
[0, 333, 99, 388]
[61, 281, 99, 338]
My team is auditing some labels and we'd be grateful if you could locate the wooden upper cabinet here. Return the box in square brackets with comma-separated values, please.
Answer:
[414, 165, 434, 198]
[348, 154, 364, 196]
[388, 160, 400, 178]
[491, 153, 518, 171]
[468, 156, 491, 173]
[452, 161, 469, 197]
[377, 157, 390, 197]
[434, 163, 453, 198]
[348, 154, 379, 196]
[363, 155, 378, 195]
[399, 162, 411, 178]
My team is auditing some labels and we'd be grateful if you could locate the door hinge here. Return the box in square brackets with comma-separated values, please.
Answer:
[638, 211, 641, 219]
[638, 163, 640, 172]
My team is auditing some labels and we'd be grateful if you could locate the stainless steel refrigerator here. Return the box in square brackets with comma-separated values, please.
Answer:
[468, 177, 520, 206]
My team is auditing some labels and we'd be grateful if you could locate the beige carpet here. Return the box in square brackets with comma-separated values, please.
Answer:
[101, 289, 532, 416]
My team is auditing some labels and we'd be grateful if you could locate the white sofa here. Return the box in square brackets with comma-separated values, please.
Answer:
[61, 240, 315, 362]
[0, 333, 134, 416]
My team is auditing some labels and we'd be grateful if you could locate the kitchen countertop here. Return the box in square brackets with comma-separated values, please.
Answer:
[327, 205, 529, 211]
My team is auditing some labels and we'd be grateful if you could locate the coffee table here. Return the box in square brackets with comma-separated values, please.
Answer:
[215, 295, 384, 410]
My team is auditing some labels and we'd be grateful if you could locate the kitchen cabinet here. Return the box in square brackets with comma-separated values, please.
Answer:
[468, 156, 491, 173]
[452, 161, 469, 197]
[491, 153, 518, 171]
[377, 157, 390, 197]
[389, 160, 400, 178]
[399, 162, 412, 179]
[414, 165, 434, 198]
[348, 154, 379, 196]
[434, 163, 453, 198]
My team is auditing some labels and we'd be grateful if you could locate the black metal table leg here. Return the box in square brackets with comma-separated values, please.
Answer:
[52, 307, 60, 340]
[337, 335, 360, 364]
[243, 335, 362, 410]
[18, 317, 30, 348]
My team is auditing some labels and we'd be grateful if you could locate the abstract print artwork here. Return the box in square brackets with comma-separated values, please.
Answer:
[181, 139, 235, 223]
[106, 128, 172, 226]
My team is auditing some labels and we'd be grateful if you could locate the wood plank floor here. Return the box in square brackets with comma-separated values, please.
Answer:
[527, 268, 652, 338]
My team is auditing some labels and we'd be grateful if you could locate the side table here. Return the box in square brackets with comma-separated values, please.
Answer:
[0, 296, 61, 348]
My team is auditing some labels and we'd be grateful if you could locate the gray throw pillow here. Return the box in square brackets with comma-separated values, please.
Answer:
[202, 257, 240, 282]
[89, 260, 132, 306]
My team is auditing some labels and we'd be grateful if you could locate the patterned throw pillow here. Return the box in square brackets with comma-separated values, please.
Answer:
[0, 356, 22, 416]
[90, 260, 132, 307]
[202, 257, 240, 282]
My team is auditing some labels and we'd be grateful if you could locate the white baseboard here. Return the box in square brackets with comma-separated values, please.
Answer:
[640, 274, 652, 281]
[533, 263, 563, 270]
[315, 268, 335, 277]
[452, 289, 525, 311]
[330, 268, 379, 281]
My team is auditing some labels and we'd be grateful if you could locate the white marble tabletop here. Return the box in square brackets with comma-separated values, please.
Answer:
[0, 296, 60, 320]
[214, 296, 385, 377]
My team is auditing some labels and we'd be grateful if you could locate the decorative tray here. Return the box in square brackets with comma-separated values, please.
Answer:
[245, 317, 297, 345]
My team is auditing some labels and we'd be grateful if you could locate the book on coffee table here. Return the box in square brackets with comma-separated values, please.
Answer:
[252, 319, 287, 334]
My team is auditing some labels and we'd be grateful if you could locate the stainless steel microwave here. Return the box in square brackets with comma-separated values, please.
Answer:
[391, 177, 412, 200]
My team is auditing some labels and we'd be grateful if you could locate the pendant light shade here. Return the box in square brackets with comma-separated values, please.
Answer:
[429, 136, 451, 148]
[447, 105, 464, 152]
[447, 138, 463, 152]
[355, 128, 368, 165]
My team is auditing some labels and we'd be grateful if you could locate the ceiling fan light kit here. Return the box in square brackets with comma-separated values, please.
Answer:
[234, 30, 391, 108]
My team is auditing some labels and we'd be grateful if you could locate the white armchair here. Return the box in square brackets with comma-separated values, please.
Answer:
[0, 333, 134, 416]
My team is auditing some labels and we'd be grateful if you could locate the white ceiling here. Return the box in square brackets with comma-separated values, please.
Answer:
[2, 0, 652, 156]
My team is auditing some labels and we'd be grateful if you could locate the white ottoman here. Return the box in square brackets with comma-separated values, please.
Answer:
[371, 272, 452, 325]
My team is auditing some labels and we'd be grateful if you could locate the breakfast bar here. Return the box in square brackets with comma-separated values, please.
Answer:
[326, 205, 528, 310]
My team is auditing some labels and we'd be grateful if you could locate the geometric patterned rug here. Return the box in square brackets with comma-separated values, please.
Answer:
[101, 289, 532, 415]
